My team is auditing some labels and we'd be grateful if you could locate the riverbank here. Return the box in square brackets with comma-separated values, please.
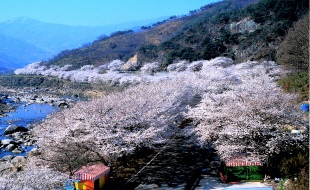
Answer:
[0, 93, 15, 117]
[0, 87, 78, 175]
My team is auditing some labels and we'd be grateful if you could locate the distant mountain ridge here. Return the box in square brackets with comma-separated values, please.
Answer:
[0, 34, 50, 67]
[0, 16, 168, 71]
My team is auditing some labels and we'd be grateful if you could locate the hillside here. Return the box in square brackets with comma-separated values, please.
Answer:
[45, 0, 308, 70]
[46, 0, 260, 69]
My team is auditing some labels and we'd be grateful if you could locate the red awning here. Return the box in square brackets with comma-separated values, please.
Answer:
[225, 153, 262, 167]
[75, 163, 110, 181]
[226, 160, 262, 167]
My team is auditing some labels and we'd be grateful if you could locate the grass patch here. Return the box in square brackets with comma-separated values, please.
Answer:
[223, 166, 264, 182]
[278, 72, 309, 101]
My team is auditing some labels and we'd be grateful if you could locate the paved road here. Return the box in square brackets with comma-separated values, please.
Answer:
[112, 135, 272, 190]
[118, 136, 218, 190]
[196, 175, 272, 190]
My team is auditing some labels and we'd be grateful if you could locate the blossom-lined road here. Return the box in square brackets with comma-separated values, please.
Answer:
[116, 136, 220, 190]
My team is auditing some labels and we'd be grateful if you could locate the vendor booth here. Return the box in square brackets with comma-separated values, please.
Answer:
[221, 154, 264, 183]
[74, 163, 110, 190]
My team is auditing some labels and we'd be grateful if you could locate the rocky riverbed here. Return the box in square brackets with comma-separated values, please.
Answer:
[0, 88, 77, 175]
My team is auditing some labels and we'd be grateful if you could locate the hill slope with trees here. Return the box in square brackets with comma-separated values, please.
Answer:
[46, 0, 261, 69]
[45, 0, 308, 70]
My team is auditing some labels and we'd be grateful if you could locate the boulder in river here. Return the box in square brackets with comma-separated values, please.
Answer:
[5, 144, 16, 151]
[4, 125, 28, 135]
[1, 139, 13, 146]
[12, 148, 24, 154]
[58, 102, 69, 108]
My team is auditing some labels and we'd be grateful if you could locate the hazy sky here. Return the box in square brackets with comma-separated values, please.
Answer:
[0, 0, 220, 26]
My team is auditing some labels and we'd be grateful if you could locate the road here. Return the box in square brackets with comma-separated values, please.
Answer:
[118, 136, 219, 190]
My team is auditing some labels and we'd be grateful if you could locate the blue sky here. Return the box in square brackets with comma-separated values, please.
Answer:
[0, 0, 220, 26]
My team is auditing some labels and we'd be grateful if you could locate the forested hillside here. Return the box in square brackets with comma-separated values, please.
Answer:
[46, 0, 308, 70]
[46, 0, 260, 69]
[147, 0, 308, 66]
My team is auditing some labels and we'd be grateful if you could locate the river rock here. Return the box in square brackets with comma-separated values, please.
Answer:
[6, 144, 16, 151]
[11, 132, 23, 139]
[58, 102, 69, 108]
[10, 156, 26, 172]
[30, 95, 38, 100]
[4, 125, 28, 135]
[12, 148, 24, 154]
[1, 94, 8, 99]
[1, 139, 12, 146]
[1, 155, 14, 161]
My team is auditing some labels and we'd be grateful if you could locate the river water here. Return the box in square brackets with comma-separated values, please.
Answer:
[0, 99, 58, 157]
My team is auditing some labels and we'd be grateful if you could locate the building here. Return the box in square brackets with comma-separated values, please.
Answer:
[221, 153, 264, 183]
[74, 163, 110, 190]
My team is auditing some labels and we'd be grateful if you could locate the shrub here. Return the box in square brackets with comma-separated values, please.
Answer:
[277, 13, 309, 73]
[277, 72, 309, 101]
[284, 169, 309, 190]
[224, 166, 264, 182]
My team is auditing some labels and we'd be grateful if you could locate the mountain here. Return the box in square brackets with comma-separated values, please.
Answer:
[0, 34, 50, 67]
[0, 16, 168, 71]
[45, 0, 308, 70]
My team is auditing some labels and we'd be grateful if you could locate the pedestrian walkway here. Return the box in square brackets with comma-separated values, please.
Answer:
[118, 136, 215, 189]
[113, 134, 273, 190]
[196, 175, 272, 190]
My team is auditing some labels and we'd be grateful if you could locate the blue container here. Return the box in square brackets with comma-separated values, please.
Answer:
[300, 103, 309, 112]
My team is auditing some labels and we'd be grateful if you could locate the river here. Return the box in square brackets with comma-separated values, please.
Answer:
[0, 99, 59, 158]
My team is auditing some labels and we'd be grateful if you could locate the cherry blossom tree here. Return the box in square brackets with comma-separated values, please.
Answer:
[185, 60, 308, 162]
[12, 57, 308, 187]
[140, 62, 160, 74]
[167, 60, 189, 72]
[33, 77, 198, 173]
[0, 162, 66, 190]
